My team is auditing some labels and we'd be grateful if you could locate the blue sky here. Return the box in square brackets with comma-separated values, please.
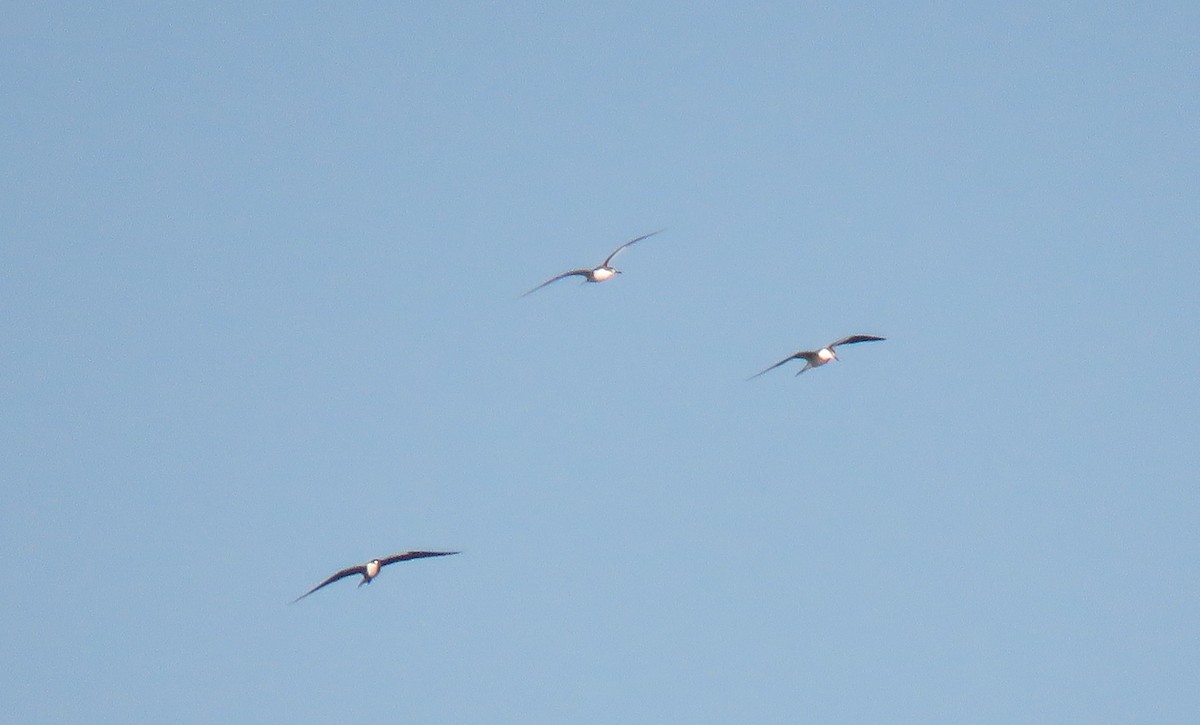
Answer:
[3, 2, 1198, 722]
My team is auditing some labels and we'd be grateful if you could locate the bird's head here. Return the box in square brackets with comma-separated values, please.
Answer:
[818, 347, 838, 363]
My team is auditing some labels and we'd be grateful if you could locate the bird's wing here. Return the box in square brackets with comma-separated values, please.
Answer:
[829, 334, 886, 348]
[601, 229, 664, 267]
[747, 352, 809, 380]
[520, 269, 590, 297]
[379, 551, 460, 567]
[291, 565, 367, 603]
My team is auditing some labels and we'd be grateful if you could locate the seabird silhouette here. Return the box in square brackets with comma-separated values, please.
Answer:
[520, 230, 664, 297]
[291, 551, 459, 603]
[748, 335, 886, 379]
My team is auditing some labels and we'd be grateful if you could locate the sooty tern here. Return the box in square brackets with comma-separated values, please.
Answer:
[520, 230, 664, 297]
[291, 551, 459, 603]
[748, 335, 886, 379]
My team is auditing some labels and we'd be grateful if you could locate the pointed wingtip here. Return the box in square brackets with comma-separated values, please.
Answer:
[635, 228, 666, 244]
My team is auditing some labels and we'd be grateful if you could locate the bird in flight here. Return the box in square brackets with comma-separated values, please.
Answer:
[748, 335, 886, 379]
[291, 551, 459, 603]
[520, 229, 664, 297]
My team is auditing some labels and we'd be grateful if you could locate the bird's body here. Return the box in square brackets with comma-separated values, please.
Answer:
[748, 335, 886, 379]
[363, 559, 381, 580]
[291, 550, 459, 603]
[590, 267, 617, 282]
[521, 230, 663, 297]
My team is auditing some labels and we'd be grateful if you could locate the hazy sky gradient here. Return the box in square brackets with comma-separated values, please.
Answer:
[3, 3, 1198, 723]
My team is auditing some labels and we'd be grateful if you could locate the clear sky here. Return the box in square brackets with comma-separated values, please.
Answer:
[3, 2, 1198, 723]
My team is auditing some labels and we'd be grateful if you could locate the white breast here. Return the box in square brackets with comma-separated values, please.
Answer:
[817, 348, 835, 362]
[592, 268, 615, 282]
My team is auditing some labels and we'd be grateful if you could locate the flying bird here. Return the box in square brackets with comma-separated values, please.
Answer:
[291, 551, 459, 603]
[748, 335, 886, 379]
[520, 229, 664, 297]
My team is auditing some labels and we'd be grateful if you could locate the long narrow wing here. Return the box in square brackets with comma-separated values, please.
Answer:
[379, 551, 460, 567]
[291, 565, 367, 603]
[747, 352, 809, 380]
[519, 269, 590, 297]
[602, 229, 665, 267]
[829, 334, 886, 348]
